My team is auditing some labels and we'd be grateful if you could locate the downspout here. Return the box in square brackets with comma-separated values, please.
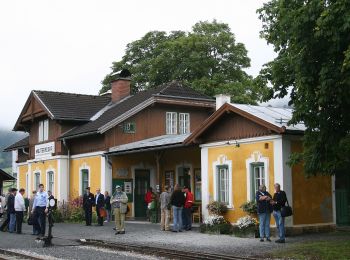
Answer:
[62, 138, 70, 201]
[21, 148, 29, 155]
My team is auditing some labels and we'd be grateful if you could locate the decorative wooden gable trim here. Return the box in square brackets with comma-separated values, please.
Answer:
[185, 103, 285, 144]
[13, 91, 53, 131]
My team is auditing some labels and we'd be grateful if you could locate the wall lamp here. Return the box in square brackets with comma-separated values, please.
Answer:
[226, 140, 240, 148]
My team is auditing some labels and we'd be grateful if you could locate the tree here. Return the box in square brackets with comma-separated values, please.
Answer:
[100, 20, 268, 104]
[258, 0, 350, 176]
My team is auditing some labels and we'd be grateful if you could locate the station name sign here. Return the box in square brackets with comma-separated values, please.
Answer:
[35, 142, 55, 159]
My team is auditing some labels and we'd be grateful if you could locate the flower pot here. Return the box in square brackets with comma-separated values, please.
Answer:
[232, 226, 256, 238]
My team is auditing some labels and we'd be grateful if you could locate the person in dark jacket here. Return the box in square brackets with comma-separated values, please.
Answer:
[170, 184, 185, 232]
[104, 191, 111, 223]
[256, 185, 272, 242]
[8, 188, 17, 233]
[270, 183, 287, 243]
[95, 188, 105, 226]
[83, 187, 94, 226]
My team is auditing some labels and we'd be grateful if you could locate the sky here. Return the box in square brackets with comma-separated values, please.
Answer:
[0, 0, 277, 130]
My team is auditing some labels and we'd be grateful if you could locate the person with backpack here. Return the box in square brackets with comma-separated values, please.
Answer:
[270, 183, 287, 243]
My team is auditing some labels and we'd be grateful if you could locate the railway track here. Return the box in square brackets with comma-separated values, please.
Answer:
[79, 239, 258, 260]
[0, 237, 259, 260]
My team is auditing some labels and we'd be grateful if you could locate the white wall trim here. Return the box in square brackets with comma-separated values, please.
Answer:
[45, 166, 55, 195]
[70, 151, 105, 159]
[245, 151, 270, 201]
[26, 155, 68, 163]
[212, 154, 233, 209]
[57, 159, 61, 201]
[201, 147, 209, 220]
[28, 164, 32, 196]
[79, 163, 91, 196]
[200, 135, 281, 148]
[32, 168, 41, 191]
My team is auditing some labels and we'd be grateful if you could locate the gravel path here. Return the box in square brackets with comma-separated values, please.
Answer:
[0, 221, 348, 259]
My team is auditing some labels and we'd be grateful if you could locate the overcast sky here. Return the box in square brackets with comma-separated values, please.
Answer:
[0, 0, 277, 130]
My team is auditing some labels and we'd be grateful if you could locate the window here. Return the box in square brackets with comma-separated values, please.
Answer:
[250, 163, 265, 200]
[47, 171, 54, 194]
[81, 169, 89, 195]
[38, 119, 49, 142]
[166, 112, 177, 134]
[216, 166, 229, 205]
[194, 169, 201, 201]
[34, 172, 40, 190]
[179, 113, 190, 134]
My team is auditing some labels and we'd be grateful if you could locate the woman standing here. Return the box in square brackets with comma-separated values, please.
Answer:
[256, 184, 272, 242]
[104, 191, 111, 223]
[170, 184, 185, 232]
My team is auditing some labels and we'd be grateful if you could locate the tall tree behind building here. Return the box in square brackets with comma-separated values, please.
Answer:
[100, 20, 268, 104]
[257, 0, 350, 176]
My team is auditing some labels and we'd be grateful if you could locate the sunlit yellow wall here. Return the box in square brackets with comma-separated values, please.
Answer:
[30, 160, 58, 197]
[207, 141, 274, 223]
[69, 156, 101, 199]
[18, 164, 28, 197]
[291, 141, 333, 224]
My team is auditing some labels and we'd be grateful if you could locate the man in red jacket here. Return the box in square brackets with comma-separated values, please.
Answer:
[182, 186, 194, 231]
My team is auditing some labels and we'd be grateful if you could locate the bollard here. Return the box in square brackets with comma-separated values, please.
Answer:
[42, 199, 56, 247]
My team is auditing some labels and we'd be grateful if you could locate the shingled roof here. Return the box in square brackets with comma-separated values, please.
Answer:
[33, 90, 111, 121]
[3, 136, 29, 152]
[61, 81, 213, 139]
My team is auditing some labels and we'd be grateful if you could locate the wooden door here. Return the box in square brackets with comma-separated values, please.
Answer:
[134, 169, 150, 218]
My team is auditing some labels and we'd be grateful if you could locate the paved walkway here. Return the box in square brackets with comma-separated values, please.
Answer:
[0, 221, 348, 259]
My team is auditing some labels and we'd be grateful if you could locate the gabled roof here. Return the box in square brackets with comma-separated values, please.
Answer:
[61, 81, 214, 139]
[3, 136, 29, 152]
[185, 103, 305, 144]
[33, 90, 111, 121]
[14, 90, 111, 131]
[0, 169, 15, 181]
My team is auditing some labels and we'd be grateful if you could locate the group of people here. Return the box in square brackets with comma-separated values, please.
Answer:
[256, 183, 288, 243]
[83, 185, 128, 235]
[0, 184, 53, 237]
[159, 184, 194, 232]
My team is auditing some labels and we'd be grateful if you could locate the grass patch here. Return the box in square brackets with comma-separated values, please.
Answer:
[271, 239, 350, 260]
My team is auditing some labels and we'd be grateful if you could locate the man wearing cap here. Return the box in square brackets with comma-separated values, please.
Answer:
[83, 187, 94, 226]
[111, 185, 128, 234]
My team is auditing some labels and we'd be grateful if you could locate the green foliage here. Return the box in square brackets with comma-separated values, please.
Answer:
[200, 222, 233, 235]
[100, 20, 268, 104]
[206, 201, 228, 215]
[240, 201, 257, 215]
[258, 1, 350, 176]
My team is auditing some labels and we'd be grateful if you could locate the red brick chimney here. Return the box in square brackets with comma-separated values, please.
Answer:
[111, 69, 131, 102]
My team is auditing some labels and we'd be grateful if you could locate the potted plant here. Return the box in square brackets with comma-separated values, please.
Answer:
[200, 214, 232, 234]
[206, 201, 228, 216]
[240, 201, 257, 218]
[232, 215, 258, 238]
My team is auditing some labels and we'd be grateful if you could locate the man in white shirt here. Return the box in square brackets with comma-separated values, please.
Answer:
[15, 188, 26, 234]
[31, 184, 48, 237]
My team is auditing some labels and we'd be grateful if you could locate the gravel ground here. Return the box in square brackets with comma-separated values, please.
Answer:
[0, 220, 348, 259]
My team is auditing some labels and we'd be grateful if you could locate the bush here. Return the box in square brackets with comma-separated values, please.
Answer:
[206, 201, 228, 215]
[51, 196, 86, 223]
[240, 201, 257, 215]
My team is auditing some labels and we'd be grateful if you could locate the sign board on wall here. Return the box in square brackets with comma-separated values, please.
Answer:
[124, 182, 132, 194]
[35, 142, 55, 159]
[116, 168, 128, 178]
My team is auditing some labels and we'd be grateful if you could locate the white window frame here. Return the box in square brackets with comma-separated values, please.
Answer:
[79, 163, 91, 196]
[38, 119, 49, 142]
[46, 170, 55, 195]
[245, 151, 269, 201]
[250, 163, 265, 201]
[34, 171, 41, 190]
[213, 155, 233, 208]
[166, 112, 177, 135]
[179, 113, 190, 134]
